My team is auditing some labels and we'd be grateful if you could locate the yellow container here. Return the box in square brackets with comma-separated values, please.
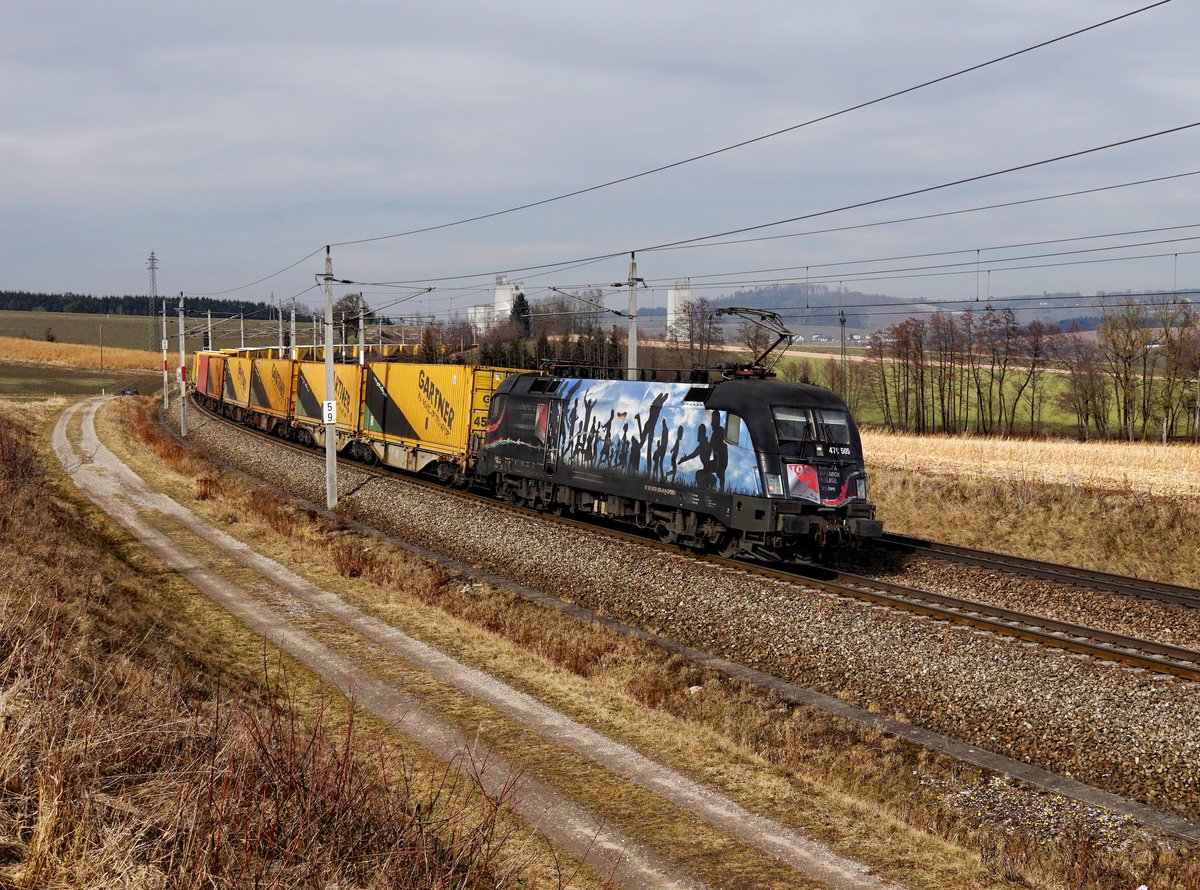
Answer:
[249, 357, 296, 418]
[204, 353, 226, 401]
[223, 355, 254, 409]
[362, 364, 522, 471]
[293, 361, 364, 434]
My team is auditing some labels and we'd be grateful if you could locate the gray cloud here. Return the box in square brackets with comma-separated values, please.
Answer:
[2, 0, 1198, 316]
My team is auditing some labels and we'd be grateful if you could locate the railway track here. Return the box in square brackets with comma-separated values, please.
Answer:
[186, 397, 1200, 683]
[780, 564, 1200, 682]
[880, 532, 1200, 610]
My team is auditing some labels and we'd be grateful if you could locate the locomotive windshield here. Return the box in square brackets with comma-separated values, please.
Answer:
[816, 409, 851, 445]
[772, 407, 852, 446]
[773, 407, 812, 442]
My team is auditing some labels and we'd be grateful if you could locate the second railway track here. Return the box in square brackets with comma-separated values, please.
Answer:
[880, 532, 1200, 609]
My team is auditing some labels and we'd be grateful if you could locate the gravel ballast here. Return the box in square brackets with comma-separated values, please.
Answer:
[173, 406, 1200, 824]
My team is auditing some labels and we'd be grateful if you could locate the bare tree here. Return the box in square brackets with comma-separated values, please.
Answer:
[667, 298, 724, 370]
[1051, 326, 1109, 439]
[332, 293, 373, 321]
[738, 318, 774, 362]
[1013, 318, 1056, 434]
[1097, 299, 1151, 441]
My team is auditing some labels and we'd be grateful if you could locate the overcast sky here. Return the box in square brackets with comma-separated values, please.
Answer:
[4, 1, 1198, 323]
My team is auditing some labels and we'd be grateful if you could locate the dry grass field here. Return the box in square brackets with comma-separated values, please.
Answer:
[864, 430, 1200, 586]
[0, 399, 539, 888]
[0, 334, 161, 371]
[863, 430, 1200, 499]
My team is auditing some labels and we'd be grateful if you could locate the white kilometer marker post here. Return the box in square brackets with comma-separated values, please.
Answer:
[321, 246, 338, 510]
[161, 298, 169, 411]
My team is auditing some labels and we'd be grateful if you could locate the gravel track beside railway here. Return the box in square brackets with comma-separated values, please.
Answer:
[180, 408, 1200, 824]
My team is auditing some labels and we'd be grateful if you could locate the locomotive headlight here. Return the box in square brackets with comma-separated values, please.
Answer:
[857, 477, 866, 499]
[765, 473, 783, 497]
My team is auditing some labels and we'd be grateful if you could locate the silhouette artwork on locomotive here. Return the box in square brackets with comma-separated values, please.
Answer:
[556, 380, 762, 496]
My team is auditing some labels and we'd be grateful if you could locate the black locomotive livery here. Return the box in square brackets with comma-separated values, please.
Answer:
[478, 374, 882, 560]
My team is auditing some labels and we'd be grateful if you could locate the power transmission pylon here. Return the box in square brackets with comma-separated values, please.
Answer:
[147, 251, 158, 351]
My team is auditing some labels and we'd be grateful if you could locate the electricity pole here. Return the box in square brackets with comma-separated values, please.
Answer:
[839, 309, 847, 395]
[321, 247, 338, 510]
[239, 313, 244, 349]
[357, 295, 365, 365]
[177, 293, 187, 437]
[613, 252, 643, 381]
[290, 307, 297, 360]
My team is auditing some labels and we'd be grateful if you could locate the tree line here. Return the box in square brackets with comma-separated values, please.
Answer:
[0, 290, 277, 319]
[824, 300, 1200, 441]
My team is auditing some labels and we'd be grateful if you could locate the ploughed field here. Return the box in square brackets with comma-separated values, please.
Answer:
[174, 400, 1200, 826]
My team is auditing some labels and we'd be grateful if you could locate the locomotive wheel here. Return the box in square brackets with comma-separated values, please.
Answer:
[656, 524, 677, 545]
[716, 535, 741, 559]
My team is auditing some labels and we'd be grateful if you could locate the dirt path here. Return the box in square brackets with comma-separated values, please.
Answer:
[53, 396, 901, 890]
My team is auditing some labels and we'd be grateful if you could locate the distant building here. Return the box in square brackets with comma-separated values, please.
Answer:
[666, 279, 691, 331]
[469, 274, 525, 335]
[467, 304, 495, 334]
[493, 274, 523, 319]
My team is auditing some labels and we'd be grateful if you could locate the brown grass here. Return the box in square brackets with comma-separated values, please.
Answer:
[0, 410, 539, 888]
[863, 428, 1200, 499]
[869, 464, 1200, 587]
[0, 335, 162, 370]
[116, 396, 1200, 888]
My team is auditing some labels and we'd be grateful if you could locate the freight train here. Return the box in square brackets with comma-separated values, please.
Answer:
[191, 348, 881, 560]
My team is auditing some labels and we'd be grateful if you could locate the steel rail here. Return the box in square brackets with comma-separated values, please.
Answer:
[187, 397, 1200, 682]
[880, 532, 1200, 609]
[778, 564, 1200, 682]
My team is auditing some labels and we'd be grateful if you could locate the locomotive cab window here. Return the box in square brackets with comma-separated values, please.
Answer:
[724, 413, 742, 445]
[772, 407, 813, 442]
[815, 409, 851, 445]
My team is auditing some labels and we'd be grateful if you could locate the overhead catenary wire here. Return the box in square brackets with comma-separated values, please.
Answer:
[328, 237, 1199, 325]
[185, 2, 1174, 298]
[644, 169, 1200, 254]
[775, 289, 1198, 324]
[360, 122, 1200, 292]
[636, 122, 1200, 254]
[627, 222, 1200, 287]
[653, 241, 1200, 293]
[327, 2, 1173, 250]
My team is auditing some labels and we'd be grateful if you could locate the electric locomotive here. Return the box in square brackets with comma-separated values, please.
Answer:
[477, 373, 881, 561]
